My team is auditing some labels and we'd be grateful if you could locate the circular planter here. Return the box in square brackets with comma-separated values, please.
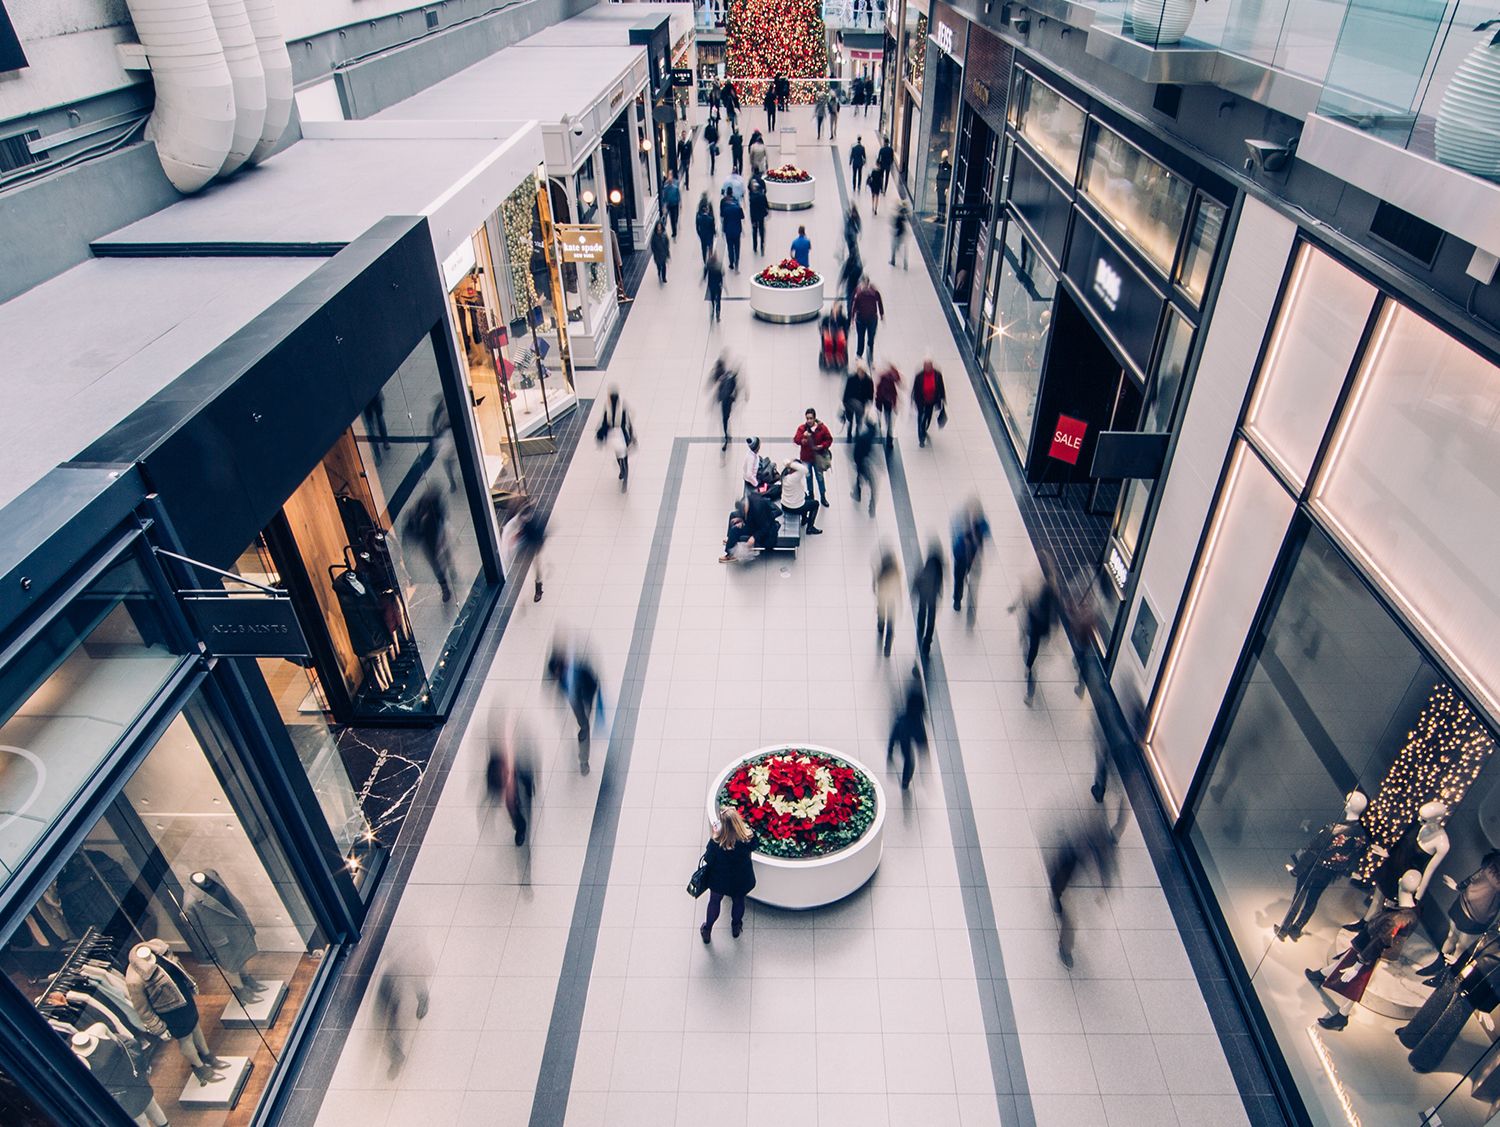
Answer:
[707, 744, 886, 910]
[1435, 40, 1500, 182]
[1128, 0, 1195, 45]
[765, 174, 816, 210]
[750, 275, 824, 323]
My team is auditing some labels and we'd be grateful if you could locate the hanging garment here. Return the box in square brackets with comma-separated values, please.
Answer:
[65, 991, 135, 1043]
[333, 571, 392, 655]
[1374, 823, 1432, 899]
[336, 493, 378, 552]
[75, 1024, 156, 1120]
[77, 964, 142, 1029]
[183, 871, 256, 974]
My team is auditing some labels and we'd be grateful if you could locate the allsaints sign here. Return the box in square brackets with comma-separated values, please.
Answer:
[182, 595, 310, 658]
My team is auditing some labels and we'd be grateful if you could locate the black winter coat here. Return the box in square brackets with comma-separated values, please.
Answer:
[696, 208, 717, 242]
[704, 833, 758, 897]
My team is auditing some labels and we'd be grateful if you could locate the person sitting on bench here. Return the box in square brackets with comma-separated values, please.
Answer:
[779, 458, 823, 535]
[721, 492, 780, 562]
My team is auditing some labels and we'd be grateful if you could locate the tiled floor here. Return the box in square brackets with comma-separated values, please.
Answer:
[309, 106, 1253, 1127]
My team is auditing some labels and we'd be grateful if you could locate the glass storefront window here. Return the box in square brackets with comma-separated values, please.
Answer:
[1177, 194, 1225, 305]
[2, 689, 329, 1127]
[903, 7, 928, 95]
[1189, 523, 1500, 1127]
[449, 231, 525, 495]
[918, 50, 962, 237]
[563, 155, 617, 340]
[1015, 72, 1085, 182]
[1146, 308, 1192, 434]
[1081, 123, 1191, 275]
[1312, 300, 1500, 723]
[0, 550, 183, 878]
[984, 223, 1056, 457]
[0, 1064, 57, 1126]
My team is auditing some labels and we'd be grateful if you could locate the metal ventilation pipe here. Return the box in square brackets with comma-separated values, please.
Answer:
[206, 0, 266, 175]
[123, 0, 237, 193]
[242, 0, 294, 163]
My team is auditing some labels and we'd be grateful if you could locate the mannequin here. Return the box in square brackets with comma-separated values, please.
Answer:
[1275, 790, 1369, 941]
[184, 870, 264, 996]
[1307, 868, 1421, 1031]
[1419, 851, 1500, 975]
[332, 569, 395, 691]
[125, 940, 226, 1084]
[1351, 800, 1451, 926]
[1397, 917, 1500, 1072]
[71, 1025, 168, 1127]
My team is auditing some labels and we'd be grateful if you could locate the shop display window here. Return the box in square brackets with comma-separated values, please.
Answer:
[449, 232, 525, 496]
[1014, 72, 1085, 183]
[0, 550, 184, 878]
[1, 688, 329, 1126]
[1081, 123, 1191, 275]
[1312, 300, 1500, 723]
[561, 155, 617, 341]
[1176, 194, 1226, 306]
[903, 7, 927, 95]
[1244, 244, 1377, 489]
[280, 336, 486, 720]
[1188, 522, 1500, 1127]
[917, 49, 962, 237]
[984, 222, 1056, 458]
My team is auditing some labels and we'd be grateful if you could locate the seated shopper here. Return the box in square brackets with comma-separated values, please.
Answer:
[779, 459, 823, 535]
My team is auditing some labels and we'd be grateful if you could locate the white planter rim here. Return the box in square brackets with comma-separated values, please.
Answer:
[749, 275, 824, 323]
[765, 173, 817, 211]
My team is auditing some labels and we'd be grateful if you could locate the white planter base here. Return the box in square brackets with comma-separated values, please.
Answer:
[765, 174, 816, 210]
[750, 276, 825, 323]
[707, 745, 886, 910]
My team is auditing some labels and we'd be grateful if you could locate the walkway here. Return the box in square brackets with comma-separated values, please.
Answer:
[308, 106, 1253, 1127]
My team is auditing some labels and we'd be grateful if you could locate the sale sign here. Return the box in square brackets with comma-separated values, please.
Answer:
[1048, 414, 1088, 465]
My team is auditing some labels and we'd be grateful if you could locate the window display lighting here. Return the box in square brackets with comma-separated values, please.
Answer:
[1357, 682, 1497, 881]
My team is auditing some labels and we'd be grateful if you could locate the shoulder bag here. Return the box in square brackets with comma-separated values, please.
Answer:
[687, 853, 709, 898]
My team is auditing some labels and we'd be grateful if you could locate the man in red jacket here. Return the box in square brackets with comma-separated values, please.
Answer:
[911, 359, 947, 448]
[794, 407, 833, 508]
[851, 276, 884, 367]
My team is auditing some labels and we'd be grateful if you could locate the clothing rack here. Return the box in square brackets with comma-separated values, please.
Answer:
[34, 928, 108, 1008]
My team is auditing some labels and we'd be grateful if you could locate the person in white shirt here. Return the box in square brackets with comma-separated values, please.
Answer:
[742, 437, 763, 497]
[779, 459, 822, 534]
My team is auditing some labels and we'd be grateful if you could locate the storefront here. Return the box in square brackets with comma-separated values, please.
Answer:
[879, 0, 902, 144]
[1145, 234, 1500, 1127]
[895, 0, 928, 185]
[0, 215, 485, 1124]
[978, 63, 1229, 659]
[911, 1, 966, 259]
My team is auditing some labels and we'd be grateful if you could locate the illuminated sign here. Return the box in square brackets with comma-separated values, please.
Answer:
[1092, 257, 1123, 311]
[934, 21, 956, 55]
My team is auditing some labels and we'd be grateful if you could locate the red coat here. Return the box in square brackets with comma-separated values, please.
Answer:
[794, 420, 833, 462]
[875, 366, 901, 408]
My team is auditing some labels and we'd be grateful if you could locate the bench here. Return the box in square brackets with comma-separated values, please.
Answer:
[771, 511, 802, 553]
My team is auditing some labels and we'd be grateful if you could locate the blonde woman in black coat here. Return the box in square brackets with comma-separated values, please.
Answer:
[700, 807, 757, 942]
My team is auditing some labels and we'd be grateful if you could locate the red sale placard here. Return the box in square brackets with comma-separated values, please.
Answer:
[1048, 414, 1087, 465]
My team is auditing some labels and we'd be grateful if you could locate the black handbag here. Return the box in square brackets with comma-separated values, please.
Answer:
[687, 854, 709, 898]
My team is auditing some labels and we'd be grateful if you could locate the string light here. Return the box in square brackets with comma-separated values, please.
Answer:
[726, 0, 831, 104]
[1356, 682, 1497, 881]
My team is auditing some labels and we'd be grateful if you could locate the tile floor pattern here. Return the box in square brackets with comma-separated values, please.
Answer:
[313, 108, 1251, 1127]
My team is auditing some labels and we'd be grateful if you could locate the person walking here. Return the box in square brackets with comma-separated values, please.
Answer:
[776, 73, 790, 112]
[709, 356, 743, 451]
[911, 358, 947, 447]
[794, 407, 834, 508]
[403, 486, 454, 603]
[596, 388, 636, 491]
[779, 458, 823, 534]
[841, 363, 875, 440]
[703, 248, 726, 324]
[662, 172, 682, 238]
[791, 225, 812, 268]
[912, 542, 945, 658]
[699, 807, 757, 941]
[485, 712, 537, 846]
[763, 84, 777, 132]
[886, 670, 928, 790]
[721, 78, 740, 126]
[850, 405, 879, 517]
[875, 362, 901, 450]
[500, 497, 549, 603]
[867, 163, 885, 214]
[373, 955, 430, 1080]
[828, 91, 841, 140]
[708, 81, 721, 123]
[545, 642, 604, 773]
[729, 126, 744, 175]
[843, 203, 863, 259]
[748, 130, 769, 178]
[678, 131, 694, 190]
[838, 246, 864, 312]
[1047, 806, 1118, 967]
[850, 136, 867, 191]
[649, 219, 671, 284]
[704, 116, 721, 175]
[695, 193, 717, 263]
[851, 276, 884, 367]
[1015, 563, 1062, 703]
[874, 551, 902, 657]
[814, 90, 828, 139]
[951, 502, 992, 627]
[748, 173, 769, 255]
[876, 135, 895, 180]
[719, 189, 744, 271]
[891, 199, 911, 268]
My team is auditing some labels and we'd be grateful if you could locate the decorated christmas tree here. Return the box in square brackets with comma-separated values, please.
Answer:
[726, 0, 830, 105]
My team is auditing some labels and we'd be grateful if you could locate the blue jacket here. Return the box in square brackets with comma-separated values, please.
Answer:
[663, 181, 681, 206]
[720, 198, 745, 237]
[791, 234, 811, 266]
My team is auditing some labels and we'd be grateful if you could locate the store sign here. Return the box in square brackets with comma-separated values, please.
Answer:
[671, 67, 694, 87]
[1107, 546, 1130, 590]
[182, 595, 309, 658]
[610, 83, 626, 110]
[556, 224, 608, 263]
[1092, 257, 1123, 311]
[441, 239, 477, 290]
[970, 79, 991, 105]
[934, 21, 955, 55]
[1065, 217, 1162, 373]
[1048, 414, 1088, 465]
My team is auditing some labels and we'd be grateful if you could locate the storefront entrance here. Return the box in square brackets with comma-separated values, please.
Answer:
[944, 107, 997, 319]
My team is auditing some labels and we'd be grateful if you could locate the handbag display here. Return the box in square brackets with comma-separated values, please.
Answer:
[687, 854, 709, 898]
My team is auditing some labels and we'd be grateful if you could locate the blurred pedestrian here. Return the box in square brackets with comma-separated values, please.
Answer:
[704, 248, 725, 324]
[1013, 561, 1062, 704]
[749, 131, 769, 177]
[867, 164, 885, 214]
[373, 956, 430, 1079]
[839, 246, 864, 311]
[841, 363, 874, 439]
[792, 225, 812, 267]
[545, 642, 604, 773]
[875, 362, 901, 450]
[678, 131, 694, 190]
[748, 172, 769, 254]
[596, 388, 636, 491]
[891, 200, 911, 268]
[663, 172, 682, 238]
[708, 354, 744, 451]
[699, 806, 757, 941]
[1046, 806, 1118, 968]
[794, 407, 833, 508]
[721, 79, 740, 126]
[950, 502, 992, 628]
[695, 193, 717, 263]
[430, 395, 460, 491]
[1062, 579, 1100, 698]
[402, 485, 454, 603]
[500, 498, 548, 603]
[829, 91, 841, 139]
[911, 358, 947, 448]
[874, 550, 902, 657]
[719, 189, 744, 271]
[851, 276, 884, 366]
[776, 73, 790, 112]
[851, 406, 879, 517]
[850, 135, 867, 191]
[704, 116, 720, 175]
[815, 90, 828, 138]
[730, 126, 745, 175]
[886, 669, 928, 789]
[486, 711, 537, 846]
[843, 203, 863, 259]
[912, 542, 945, 658]
[763, 84, 777, 131]
[649, 220, 671, 284]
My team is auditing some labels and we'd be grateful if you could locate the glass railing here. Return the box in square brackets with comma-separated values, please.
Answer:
[1316, 0, 1500, 180]
[1085, 0, 1345, 79]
